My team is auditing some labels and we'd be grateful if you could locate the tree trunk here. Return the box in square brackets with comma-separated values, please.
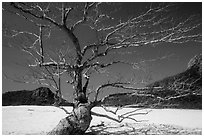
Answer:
[48, 103, 92, 135]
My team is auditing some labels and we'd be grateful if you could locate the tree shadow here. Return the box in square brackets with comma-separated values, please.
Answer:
[85, 123, 202, 135]
[85, 124, 110, 135]
[85, 123, 143, 135]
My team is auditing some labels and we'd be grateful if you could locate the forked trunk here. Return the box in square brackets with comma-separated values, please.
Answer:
[48, 103, 92, 135]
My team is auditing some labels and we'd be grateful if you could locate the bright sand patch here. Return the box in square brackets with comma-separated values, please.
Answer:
[2, 106, 202, 135]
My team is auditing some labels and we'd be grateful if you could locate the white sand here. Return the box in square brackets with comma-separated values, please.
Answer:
[2, 106, 202, 135]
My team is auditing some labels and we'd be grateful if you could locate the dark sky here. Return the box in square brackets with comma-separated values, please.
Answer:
[2, 2, 202, 101]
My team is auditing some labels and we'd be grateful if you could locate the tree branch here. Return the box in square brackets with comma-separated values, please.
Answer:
[91, 105, 150, 123]
[82, 74, 90, 94]
[94, 82, 134, 102]
[91, 111, 121, 123]
[71, 2, 96, 31]
[83, 60, 132, 72]
[61, 3, 73, 26]
[11, 2, 61, 27]
[83, 4, 201, 62]
[10, 2, 83, 65]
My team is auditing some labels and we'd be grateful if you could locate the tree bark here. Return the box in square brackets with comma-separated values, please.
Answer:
[48, 103, 92, 135]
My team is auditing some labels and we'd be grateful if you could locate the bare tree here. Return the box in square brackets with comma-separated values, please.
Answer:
[2, 2, 201, 135]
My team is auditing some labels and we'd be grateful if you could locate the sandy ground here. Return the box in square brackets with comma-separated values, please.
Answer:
[2, 106, 202, 135]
